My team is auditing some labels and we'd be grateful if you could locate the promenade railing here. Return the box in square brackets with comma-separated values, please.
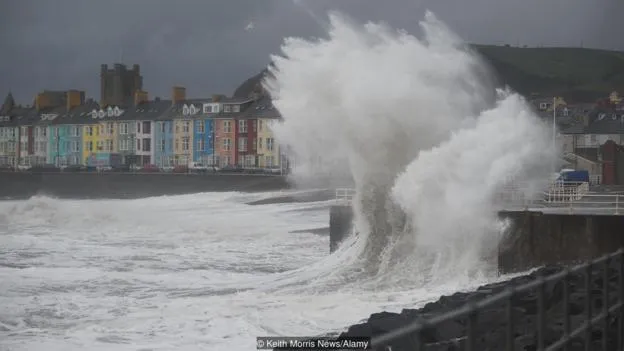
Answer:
[335, 188, 356, 204]
[335, 182, 624, 215]
[371, 249, 624, 351]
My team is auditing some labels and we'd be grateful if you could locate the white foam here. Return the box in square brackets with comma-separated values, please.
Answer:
[265, 11, 556, 282]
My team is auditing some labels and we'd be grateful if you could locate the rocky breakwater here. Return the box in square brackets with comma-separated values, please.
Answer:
[324, 251, 623, 351]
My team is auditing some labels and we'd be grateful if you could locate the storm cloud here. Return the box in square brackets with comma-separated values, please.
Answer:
[0, 0, 620, 104]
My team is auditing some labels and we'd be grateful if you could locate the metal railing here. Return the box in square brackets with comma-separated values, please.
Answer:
[544, 181, 589, 202]
[335, 183, 624, 214]
[371, 249, 624, 351]
[335, 188, 356, 204]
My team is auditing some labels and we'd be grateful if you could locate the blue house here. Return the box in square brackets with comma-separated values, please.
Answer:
[193, 118, 214, 165]
[154, 120, 174, 167]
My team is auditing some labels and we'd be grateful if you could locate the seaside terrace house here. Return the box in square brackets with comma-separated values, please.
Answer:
[245, 96, 283, 169]
[83, 104, 127, 167]
[227, 96, 256, 168]
[121, 97, 171, 167]
[211, 95, 255, 168]
[0, 93, 35, 167]
[169, 98, 199, 167]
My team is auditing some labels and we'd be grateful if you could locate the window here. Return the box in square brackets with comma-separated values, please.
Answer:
[238, 137, 247, 152]
[160, 122, 166, 133]
[137, 139, 141, 151]
[118, 123, 127, 135]
[238, 120, 247, 133]
[251, 138, 256, 151]
[97, 140, 103, 151]
[223, 138, 231, 151]
[72, 141, 79, 152]
[142, 138, 151, 152]
[267, 138, 274, 151]
[107, 123, 114, 135]
[160, 139, 166, 152]
[265, 155, 273, 167]
[182, 137, 189, 151]
[175, 140, 179, 151]
[223, 121, 232, 133]
[224, 105, 231, 113]
[52, 142, 58, 152]
[107, 140, 113, 151]
[137, 122, 141, 133]
[258, 138, 263, 150]
[71, 126, 80, 137]
[42, 127, 47, 137]
[252, 120, 257, 132]
[143, 121, 151, 134]
[85, 126, 92, 136]
[223, 156, 230, 166]
[85, 141, 93, 152]
[54, 127, 59, 137]
[258, 120, 263, 131]
[233, 105, 240, 113]
[197, 139, 205, 151]
[197, 120, 205, 133]
[183, 121, 190, 133]
[98, 125, 103, 136]
[203, 104, 212, 113]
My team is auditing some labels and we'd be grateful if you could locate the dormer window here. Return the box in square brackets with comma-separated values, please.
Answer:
[233, 105, 240, 113]
[224, 105, 231, 113]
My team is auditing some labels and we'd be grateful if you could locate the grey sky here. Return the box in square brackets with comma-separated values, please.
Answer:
[0, 0, 620, 105]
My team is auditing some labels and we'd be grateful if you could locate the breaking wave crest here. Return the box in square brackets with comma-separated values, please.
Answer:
[264, 11, 557, 286]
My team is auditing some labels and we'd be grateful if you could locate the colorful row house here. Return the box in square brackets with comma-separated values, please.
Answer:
[0, 91, 287, 170]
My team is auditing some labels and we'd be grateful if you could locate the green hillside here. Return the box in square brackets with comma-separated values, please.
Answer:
[472, 45, 624, 101]
[234, 46, 624, 102]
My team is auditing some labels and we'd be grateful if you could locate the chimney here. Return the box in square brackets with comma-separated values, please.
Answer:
[66, 90, 84, 111]
[35, 92, 51, 112]
[172, 86, 186, 105]
[211, 94, 226, 102]
[134, 90, 149, 105]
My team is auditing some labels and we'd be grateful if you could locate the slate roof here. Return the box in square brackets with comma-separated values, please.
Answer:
[240, 96, 281, 119]
[0, 106, 39, 127]
[117, 99, 172, 121]
[582, 109, 624, 134]
[50, 100, 102, 125]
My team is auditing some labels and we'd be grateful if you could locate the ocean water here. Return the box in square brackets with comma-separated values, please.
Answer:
[0, 191, 499, 351]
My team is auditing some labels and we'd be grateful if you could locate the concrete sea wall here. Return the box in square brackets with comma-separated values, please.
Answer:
[0, 172, 292, 199]
[329, 205, 354, 253]
[498, 210, 624, 273]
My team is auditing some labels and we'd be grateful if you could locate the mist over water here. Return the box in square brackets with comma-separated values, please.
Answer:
[265, 11, 557, 283]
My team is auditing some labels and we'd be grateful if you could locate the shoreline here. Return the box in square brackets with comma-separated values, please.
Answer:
[0, 172, 293, 199]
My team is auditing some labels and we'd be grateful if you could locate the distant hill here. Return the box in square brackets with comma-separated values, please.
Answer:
[233, 45, 624, 102]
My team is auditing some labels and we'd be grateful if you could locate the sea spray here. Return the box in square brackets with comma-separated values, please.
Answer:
[264, 11, 557, 284]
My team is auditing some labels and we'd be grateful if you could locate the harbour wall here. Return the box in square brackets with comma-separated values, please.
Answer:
[329, 205, 354, 253]
[326, 205, 624, 275]
[0, 172, 292, 199]
[498, 210, 624, 273]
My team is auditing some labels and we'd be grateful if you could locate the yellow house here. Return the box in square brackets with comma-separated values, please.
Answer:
[82, 123, 98, 165]
[96, 121, 116, 155]
[256, 118, 280, 168]
[173, 118, 193, 165]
